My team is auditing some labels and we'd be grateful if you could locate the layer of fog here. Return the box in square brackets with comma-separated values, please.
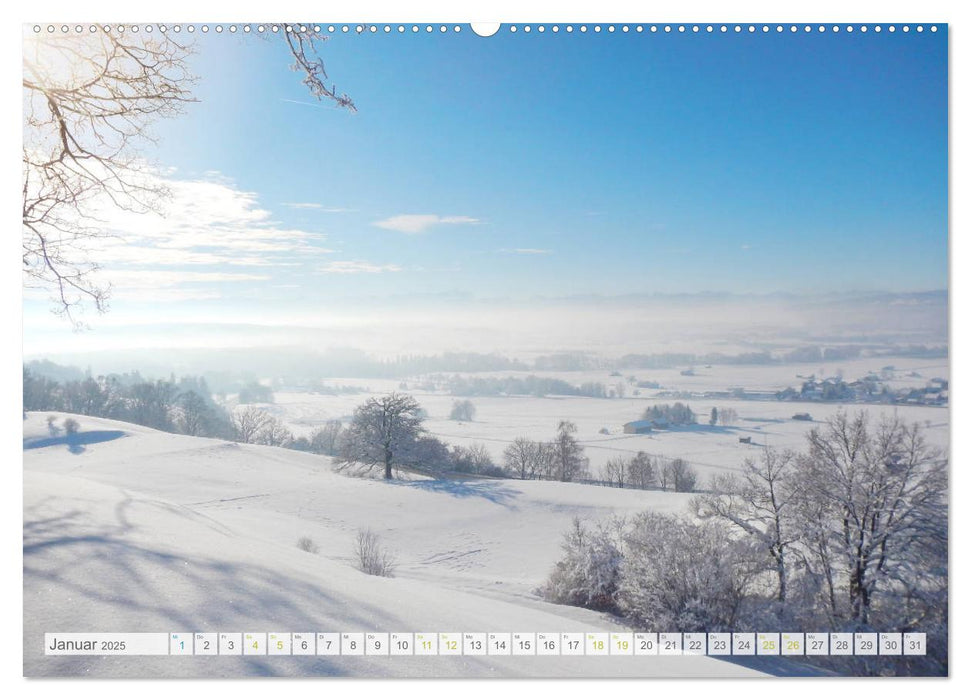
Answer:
[25, 290, 946, 377]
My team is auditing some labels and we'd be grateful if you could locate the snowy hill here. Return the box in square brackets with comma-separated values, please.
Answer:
[23, 412, 808, 677]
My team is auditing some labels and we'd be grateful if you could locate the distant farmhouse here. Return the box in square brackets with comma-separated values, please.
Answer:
[623, 419, 656, 434]
[771, 374, 947, 407]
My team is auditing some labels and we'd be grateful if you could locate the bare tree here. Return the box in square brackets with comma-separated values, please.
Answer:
[627, 451, 658, 490]
[177, 390, 209, 436]
[552, 420, 589, 482]
[662, 458, 698, 493]
[24, 368, 60, 412]
[534, 441, 557, 480]
[310, 419, 343, 455]
[795, 411, 947, 625]
[22, 31, 194, 322]
[603, 456, 628, 489]
[694, 447, 799, 603]
[23, 26, 353, 323]
[718, 407, 739, 426]
[128, 380, 177, 431]
[232, 405, 272, 443]
[450, 442, 500, 475]
[503, 436, 538, 479]
[255, 415, 294, 447]
[62, 377, 110, 416]
[280, 26, 355, 111]
[338, 393, 425, 479]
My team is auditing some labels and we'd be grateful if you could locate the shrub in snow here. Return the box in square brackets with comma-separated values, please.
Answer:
[449, 399, 476, 422]
[296, 537, 319, 554]
[46, 415, 60, 436]
[355, 528, 396, 577]
[617, 512, 755, 632]
[541, 517, 623, 612]
[63, 418, 80, 435]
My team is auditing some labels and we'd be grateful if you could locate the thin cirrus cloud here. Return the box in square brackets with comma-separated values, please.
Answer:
[499, 248, 552, 255]
[372, 214, 479, 234]
[281, 202, 357, 213]
[318, 261, 403, 274]
[95, 270, 272, 288]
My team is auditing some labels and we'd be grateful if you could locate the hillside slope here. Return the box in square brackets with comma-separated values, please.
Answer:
[24, 413, 797, 677]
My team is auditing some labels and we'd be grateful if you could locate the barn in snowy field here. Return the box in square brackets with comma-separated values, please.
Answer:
[623, 419, 654, 434]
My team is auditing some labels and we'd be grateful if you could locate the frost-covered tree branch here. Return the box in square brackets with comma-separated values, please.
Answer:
[22, 26, 354, 326]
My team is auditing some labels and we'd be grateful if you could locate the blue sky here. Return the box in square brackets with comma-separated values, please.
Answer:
[23, 25, 948, 349]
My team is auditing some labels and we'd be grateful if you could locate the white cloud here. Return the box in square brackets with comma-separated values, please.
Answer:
[318, 261, 403, 274]
[94, 270, 271, 289]
[25, 163, 341, 304]
[93, 246, 309, 267]
[372, 214, 479, 234]
[87, 175, 334, 265]
[499, 248, 551, 255]
[281, 202, 355, 213]
[281, 202, 324, 209]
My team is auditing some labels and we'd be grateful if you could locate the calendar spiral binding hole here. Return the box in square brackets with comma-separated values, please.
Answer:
[32, 23, 941, 35]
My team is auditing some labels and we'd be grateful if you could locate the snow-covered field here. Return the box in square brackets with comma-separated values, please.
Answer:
[265, 357, 949, 484]
[23, 356, 947, 677]
[25, 413, 813, 678]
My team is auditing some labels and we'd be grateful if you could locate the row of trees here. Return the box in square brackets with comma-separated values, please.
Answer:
[335, 397, 701, 490]
[500, 422, 591, 482]
[542, 411, 947, 675]
[24, 366, 294, 448]
[333, 394, 594, 483]
[26, 372, 699, 494]
[708, 406, 739, 426]
[24, 368, 235, 437]
[602, 453, 698, 493]
[446, 375, 611, 399]
[642, 402, 697, 426]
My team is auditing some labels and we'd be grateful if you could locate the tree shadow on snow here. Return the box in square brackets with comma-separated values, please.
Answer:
[393, 479, 521, 508]
[22, 494, 412, 678]
[24, 430, 127, 454]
